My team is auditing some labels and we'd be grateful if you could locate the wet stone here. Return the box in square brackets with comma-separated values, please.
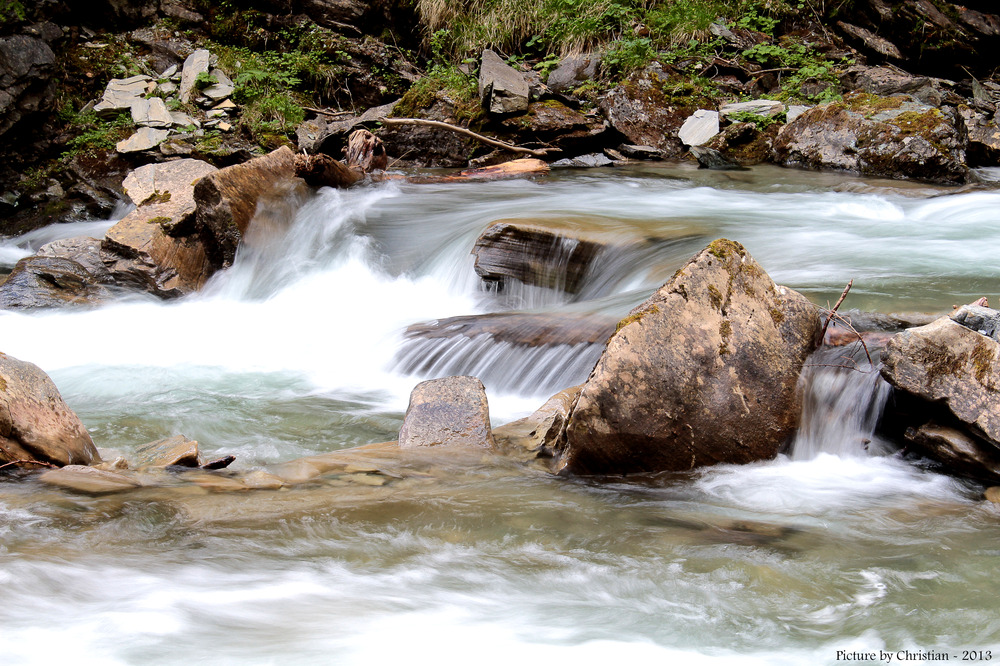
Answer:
[38, 465, 141, 494]
[134, 435, 200, 468]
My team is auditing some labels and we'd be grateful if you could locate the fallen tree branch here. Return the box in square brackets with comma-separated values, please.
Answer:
[378, 118, 559, 157]
[0, 459, 58, 470]
[303, 106, 354, 118]
[820, 279, 853, 341]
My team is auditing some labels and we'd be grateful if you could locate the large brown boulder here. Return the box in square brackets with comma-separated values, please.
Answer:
[101, 158, 219, 297]
[194, 146, 297, 267]
[398, 376, 497, 449]
[772, 92, 967, 183]
[0, 352, 99, 467]
[881, 315, 1000, 481]
[553, 239, 821, 476]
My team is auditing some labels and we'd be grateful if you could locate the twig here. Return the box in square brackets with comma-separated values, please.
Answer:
[829, 309, 874, 369]
[0, 459, 58, 470]
[378, 118, 559, 157]
[303, 106, 353, 118]
[819, 279, 853, 341]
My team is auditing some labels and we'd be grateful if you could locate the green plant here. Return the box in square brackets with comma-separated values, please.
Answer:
[534, 53, 562, 80]
[194, 71, 218, 90]
[61, 111, 134, 158]
[602, 37, 656, 77]
[0, 0, 26, 25]
[728, 109, 786, 130]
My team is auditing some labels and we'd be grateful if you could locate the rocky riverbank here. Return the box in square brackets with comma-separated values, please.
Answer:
[2, 1, 1000, 237]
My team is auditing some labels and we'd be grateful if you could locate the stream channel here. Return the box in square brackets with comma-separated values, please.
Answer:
[1, 163, 1000, 664]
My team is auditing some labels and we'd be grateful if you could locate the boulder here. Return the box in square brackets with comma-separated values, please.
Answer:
[101, 158, 219, 297]
[194, 146, 297, 267]
[719, 99, 785, 119]
[398, 376, 497, 449]
[678, 109, 720, 146]
[498, 100, 608, 153]
[600, 70, 705, 157]
[551, 153, 613, 168]
[553, 239, 821, 476]
[0, 34, 57, 137]
[773, 92, 968, 183]
[478, 49, 529, 116]
[546, 54, 601, 92]
[202, 68, 235, 101]
[880, 316, 1000, 480]
[116, 127, 171, 153]
[0, 352, 100, 466]
[0, 255, 111, 309]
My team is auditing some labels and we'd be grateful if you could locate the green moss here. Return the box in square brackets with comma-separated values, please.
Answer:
[148, 216, 172, 226]
[707, 284, 723, 310]
[141, 190, 172, 206]
[0, 375, 6, 392]
[707, 239, 746, 262]
[843, 92, 906, 116]
[769, 307, 785, 325]
[719, 319, 732, 338]
[971, 339, 996, 385]
[615, 305, 660, 334]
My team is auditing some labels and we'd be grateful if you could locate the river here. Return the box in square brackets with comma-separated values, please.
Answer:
[1, 163, 999, 665]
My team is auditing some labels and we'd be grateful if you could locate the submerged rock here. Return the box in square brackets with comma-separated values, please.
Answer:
[0, 256, 112, 309]
[493, 386, 581, 458]
[399, 376, 497, 449]
[38, 465, 141, 494]
[553, 239, 821, 476]
[0, 352, 100, 467]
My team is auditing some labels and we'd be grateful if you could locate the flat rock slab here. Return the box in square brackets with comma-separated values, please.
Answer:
[202, 68, 235, 100]
[554, 239, 821, 476]
[0, 352, 99, 466]
[116, 127, 170, 153]
[719, 99, 785, 118]
[404, 312, 617, 347]
[131, 96, 173, 127]
[38, 465, 141, 494]
[679, 109, 720, 146]
[94, 75, 151, 116]
[37, 236, 113, 284]
[134, 435, 200, 468]
[399, 376, 497, 449]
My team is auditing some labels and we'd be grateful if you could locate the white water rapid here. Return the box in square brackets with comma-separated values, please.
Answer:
[1, 163, 999, 665]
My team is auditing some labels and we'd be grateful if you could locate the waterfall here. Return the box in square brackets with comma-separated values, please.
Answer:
[790, 345, 893, 460]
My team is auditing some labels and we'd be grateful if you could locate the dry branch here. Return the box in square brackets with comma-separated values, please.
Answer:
[379, 118, 559, 158]
[820, 279, 853, 341]
[0, 459, 58, 470]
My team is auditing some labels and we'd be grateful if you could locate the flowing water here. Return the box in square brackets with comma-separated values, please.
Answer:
[2, 163, 1000, 665]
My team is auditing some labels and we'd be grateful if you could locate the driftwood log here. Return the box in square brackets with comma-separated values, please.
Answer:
[345, 129, 388, 172]
[293, 153, 363, 188]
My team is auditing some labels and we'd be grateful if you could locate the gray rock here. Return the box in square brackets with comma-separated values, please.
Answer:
[679, 109, 720, 146]
[904, 423, 1000, 483]
[546, 53, 601, 92]
[599, 70, 692, 157]
[0, 352, 100, 466]
[617, 144, 664, 160]
[551, 153, 613, 168]
[478, 49, 529, 116]
[179, 48, 210, 103]
[36, 236, 113, 284]
[952, 304, 1000, 340]
[0, 34, 57, 137]
[94, 75, 151, 117]
[0, 255, 112, 309]
[170, 111, 199, 128]
[689, 145, 746, 170]
[553, 239, 821, 476]
[719, 99, 785, 118]
[837, 22, 903, 59]
[786, 105, 811, 123]
[398, 376, 497, 449]
[202, 68, 235, 100]
[958, 105, 1000, 167]
[116, 127, 171, 153]
[773, 93, 967, 183]
[160, 64, 178, 78]
[131, 96, 173, 127]
[157, 81, 178, 95]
